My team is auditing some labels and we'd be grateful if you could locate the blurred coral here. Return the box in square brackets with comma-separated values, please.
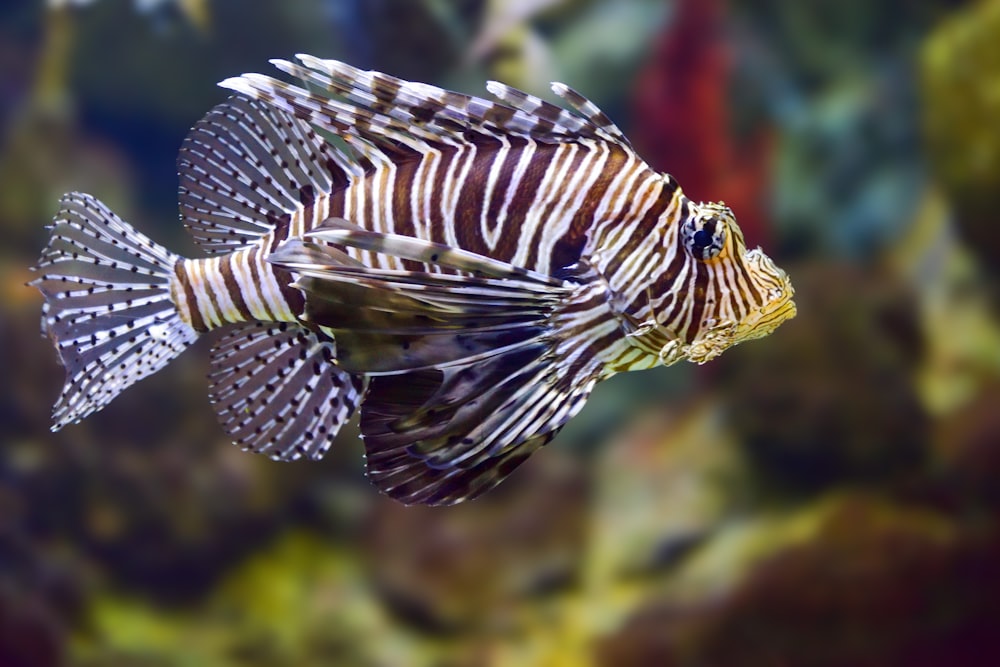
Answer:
[922, 0, 1000, 312]
[631, 0, 774, 249]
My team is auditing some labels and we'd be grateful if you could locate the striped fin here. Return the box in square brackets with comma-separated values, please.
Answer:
[178, 96, 358, 255]
[550, 82, 631, 147]
[271, 223, 565, 374]
[361, 373, 559, 505]
[208, 323, 363, 461]
[286, 55, 596, 142]
[274, 243, 558, 374]
[485, 80, 614, 142]
[218, 55, 625, 153]
[361, 329, 601, 505]
[269, 233, 609, 505]
[30, 193, 198, 429]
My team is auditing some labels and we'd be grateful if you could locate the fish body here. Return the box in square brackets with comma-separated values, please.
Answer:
[32, 56, 795, 505]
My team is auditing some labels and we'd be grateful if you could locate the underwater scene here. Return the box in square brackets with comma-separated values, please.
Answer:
[2, 0, 1000, 665]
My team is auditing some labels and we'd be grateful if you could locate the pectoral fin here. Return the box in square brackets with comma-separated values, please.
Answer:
[269, 229, 615, 505]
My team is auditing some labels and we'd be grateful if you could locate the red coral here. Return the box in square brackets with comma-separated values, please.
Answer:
[631, 0, 773, 248]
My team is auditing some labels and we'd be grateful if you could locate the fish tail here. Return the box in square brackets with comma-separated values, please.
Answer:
[30, 192, 199, 430]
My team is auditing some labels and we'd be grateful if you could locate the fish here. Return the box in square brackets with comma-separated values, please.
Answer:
[31, 55, 795, 505]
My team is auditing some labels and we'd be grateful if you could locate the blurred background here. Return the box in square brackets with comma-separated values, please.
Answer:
[2, 0, 1000, 665]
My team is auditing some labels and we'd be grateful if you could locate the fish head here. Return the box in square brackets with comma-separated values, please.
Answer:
[645, 201, 796, 365]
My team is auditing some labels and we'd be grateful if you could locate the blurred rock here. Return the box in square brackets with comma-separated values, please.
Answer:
[933, 381, 1000, 508]
[718, 262, 928, 493]
[591, 400, 749, 584]
[4, 284, 368, 605]
[362, 450, 589, 633]
[595, 493, 1000, 667]
[0, 529, 83, 667]
[0, 592, 63, 667]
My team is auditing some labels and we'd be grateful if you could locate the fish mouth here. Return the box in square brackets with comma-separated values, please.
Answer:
[736, 277, 797, 342]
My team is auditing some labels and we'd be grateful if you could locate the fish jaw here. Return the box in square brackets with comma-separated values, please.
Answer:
[731, 248, 797, 345]
[656, 292, 796, 366]
[642, 250, 796, 367]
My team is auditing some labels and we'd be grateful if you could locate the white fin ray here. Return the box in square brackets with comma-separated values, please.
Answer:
[219, 55, 633, 156]
[220, 71, 425, 162]
[288, 55, 577, 141]
[178, 96, 358, 255]
[550, 82, 631, 147]
[485, 80, 594, 138]
[269, 59, 450, 148]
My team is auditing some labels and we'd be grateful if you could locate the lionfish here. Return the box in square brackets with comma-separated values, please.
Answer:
[31, 56, 795, 505]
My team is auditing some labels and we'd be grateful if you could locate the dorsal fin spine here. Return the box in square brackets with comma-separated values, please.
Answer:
[276, 58, 448, 146]
[219, 56, 633, 155]
[550, 81, 631, 147]
[484, 80, 591, 137]
[225, 70, 434, 157]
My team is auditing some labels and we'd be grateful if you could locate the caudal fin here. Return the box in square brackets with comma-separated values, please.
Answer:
[30, 193, 198, 430]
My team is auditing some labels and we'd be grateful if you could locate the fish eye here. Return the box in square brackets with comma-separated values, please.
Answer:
[682, 214, 726, 260]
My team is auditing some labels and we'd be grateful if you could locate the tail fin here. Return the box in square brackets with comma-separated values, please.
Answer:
[30, 193, 198, 430]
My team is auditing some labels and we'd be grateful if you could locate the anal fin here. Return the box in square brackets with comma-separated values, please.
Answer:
[208, 323, 362, 461]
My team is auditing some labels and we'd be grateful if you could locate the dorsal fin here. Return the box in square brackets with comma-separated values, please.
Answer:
[218, 55, 630, 157]
[286, 55, 599, 143]
[551, 82, 631, 147]
[485, 80, 621, 144]
[177, 96, 360, 255]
